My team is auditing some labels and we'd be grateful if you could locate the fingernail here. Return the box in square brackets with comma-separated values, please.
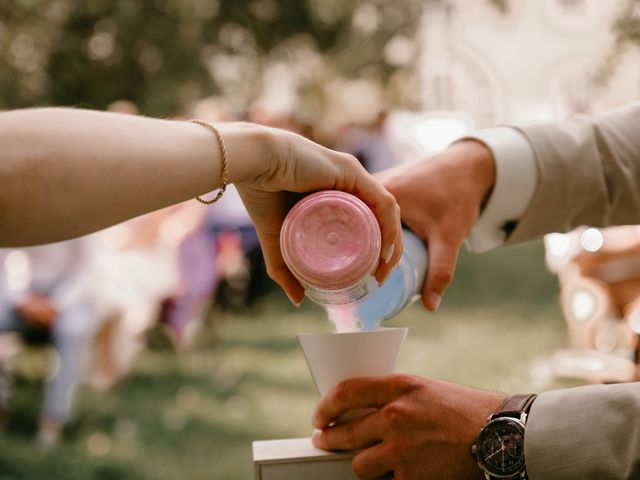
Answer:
[286, 292, 302, 307]
[311, 429, 322, 445]
[428, 292, 442, 311]
[377, 269, 390, 287]
[383, 244, 395, 264]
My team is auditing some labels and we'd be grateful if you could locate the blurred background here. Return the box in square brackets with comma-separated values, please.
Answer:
[2, 0, 640, 479]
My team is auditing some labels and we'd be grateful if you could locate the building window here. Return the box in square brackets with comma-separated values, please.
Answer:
[420, 48, 497, 128]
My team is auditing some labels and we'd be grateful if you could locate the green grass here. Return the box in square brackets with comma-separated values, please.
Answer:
[0, 241, 581, 480]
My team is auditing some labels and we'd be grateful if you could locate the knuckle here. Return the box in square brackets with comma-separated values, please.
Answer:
[380, 191, 397, 210]
[438, 229, 461, 246]
[430, 267, 453, 287]
[338, 153, 360, 169]
[382, 403, 407, 429]
[390, 378, 422, 402]
[393, 374, 420, 392]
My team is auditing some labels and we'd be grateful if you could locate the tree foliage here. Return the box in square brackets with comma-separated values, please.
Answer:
[594, 0, 640, 86]
[2, 0, 523, 117]
[0, 0, 434, 115]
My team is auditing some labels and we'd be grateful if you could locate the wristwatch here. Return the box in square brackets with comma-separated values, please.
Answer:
[471, 393, 537, 480]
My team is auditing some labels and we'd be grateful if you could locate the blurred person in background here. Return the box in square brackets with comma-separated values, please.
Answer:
[86, 206, 193, 388]
[0, 239, 101, 446]
[336, 110, 398, 174]
[313, 102, 640, 480]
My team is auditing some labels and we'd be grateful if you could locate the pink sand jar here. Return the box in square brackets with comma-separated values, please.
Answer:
[280, 191, 382, 305]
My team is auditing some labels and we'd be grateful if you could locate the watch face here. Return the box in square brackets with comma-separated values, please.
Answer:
[476, 417, 525, 477]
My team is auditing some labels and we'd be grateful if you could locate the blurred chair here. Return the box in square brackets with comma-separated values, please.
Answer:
[159, 186, 263, 348]
[545, 226, 640, 383]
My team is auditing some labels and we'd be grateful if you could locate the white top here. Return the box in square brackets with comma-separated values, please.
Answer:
[463, 127, 538, 253]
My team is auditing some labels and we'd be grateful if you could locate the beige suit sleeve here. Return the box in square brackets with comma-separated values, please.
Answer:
[508, 102, 640, 244]
[526, 383, 640, 479]
[502, 104, 640, 478]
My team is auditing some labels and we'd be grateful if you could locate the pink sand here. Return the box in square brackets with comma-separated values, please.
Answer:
[280, 191, 381, 291]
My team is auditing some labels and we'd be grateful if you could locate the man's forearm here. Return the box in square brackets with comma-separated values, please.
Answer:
[0, 108, 221, 246]
[526, 382, 640, 479]
[510, 101, 640, 243]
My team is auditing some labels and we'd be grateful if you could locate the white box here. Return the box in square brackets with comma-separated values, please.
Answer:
[252, 438, 357, 480]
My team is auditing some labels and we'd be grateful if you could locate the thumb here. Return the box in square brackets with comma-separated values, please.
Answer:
[422, 234, 462, 311]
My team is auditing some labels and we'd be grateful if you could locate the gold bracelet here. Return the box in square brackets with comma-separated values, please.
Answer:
[189, 119, 228, 205]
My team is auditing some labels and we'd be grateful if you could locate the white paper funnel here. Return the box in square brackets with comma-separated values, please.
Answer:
[297, 328, 407, 396]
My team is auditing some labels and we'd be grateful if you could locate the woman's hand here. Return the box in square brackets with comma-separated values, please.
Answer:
[217, 123, 403, 304]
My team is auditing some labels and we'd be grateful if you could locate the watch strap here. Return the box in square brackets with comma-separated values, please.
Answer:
[494, 393, 537, 419]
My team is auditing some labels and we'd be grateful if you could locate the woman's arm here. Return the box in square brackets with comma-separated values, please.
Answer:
[0, 108, 228, 245]
[0, 107, 402, 303]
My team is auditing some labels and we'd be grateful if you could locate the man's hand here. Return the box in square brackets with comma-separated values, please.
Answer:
[312, 374, 505, 480]
[377, 140, 495, 311]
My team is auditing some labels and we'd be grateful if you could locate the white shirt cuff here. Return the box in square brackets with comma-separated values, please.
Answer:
[462, 127, 538, 253]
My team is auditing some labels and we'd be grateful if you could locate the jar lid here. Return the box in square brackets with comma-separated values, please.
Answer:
[280, 191, 381, 290]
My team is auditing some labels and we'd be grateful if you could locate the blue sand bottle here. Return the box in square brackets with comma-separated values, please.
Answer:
[357, 229, 428, 329]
